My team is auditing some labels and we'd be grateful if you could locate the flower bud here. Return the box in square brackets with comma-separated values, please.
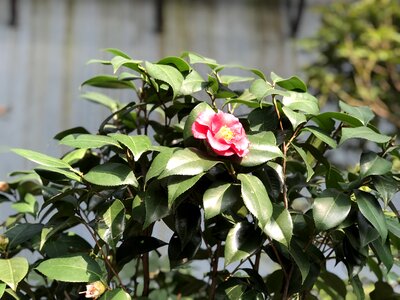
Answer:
[79, 281, 107, 299]
[0, 182, 9, 192]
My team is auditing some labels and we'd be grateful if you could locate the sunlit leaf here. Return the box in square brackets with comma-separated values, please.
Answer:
[83, 163, 138, 187]
[0, 257, 29, 291]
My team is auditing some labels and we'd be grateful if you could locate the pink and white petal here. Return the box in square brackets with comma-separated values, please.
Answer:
[207, 131, 230, 151]
[192, 122, 208, 139]
[196, 110, 215, 127]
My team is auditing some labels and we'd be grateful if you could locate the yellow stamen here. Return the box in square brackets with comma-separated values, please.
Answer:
[216, 125, 234, 141]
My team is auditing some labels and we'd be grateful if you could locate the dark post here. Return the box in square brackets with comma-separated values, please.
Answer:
[9, 0, 18, 27]
[286, 0, 306, 38]
[155, 0, 164, 33]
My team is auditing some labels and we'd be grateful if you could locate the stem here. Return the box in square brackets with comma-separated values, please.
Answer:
[78, 210, 127, 292]
[142, 224, 154, 297]
[210, 242, 221, 300]
[254, 250, 261, 272]
[282, 265, 294, 300]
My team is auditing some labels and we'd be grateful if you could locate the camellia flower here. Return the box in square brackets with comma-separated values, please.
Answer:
[192, 110, 249, 157]
[79, 281, 107, 299]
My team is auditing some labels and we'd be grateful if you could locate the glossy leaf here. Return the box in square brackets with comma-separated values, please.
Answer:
[5, 223, 43, 249]
[158, 56, 191, 72]
[160, 148, 219, 178]
[0, 257, 29, 291]
[145, 148, 174, 184]
[60, 134, 121, 149]
[12, 148, 72, 169]
[143, 181, 169, 228]
[167, 174, 204, 207]
[203, 182, 239, 220]
[224, 221, 263, 266]
[0, 283, 4, 298]
[100, 288, 131, 300]
[168, 232, 201, 268]
[238, 173, 273, 228]
[302, 126, 337, 148]
[263, 204, 293, 247]
[292, 144, 314, 181]
[247, 107, 278, 132]
[370, 238, 393, 271]
[175, 203, 201, 249]
[99, 199, 125, 250]
[289, 241, 310, 284]
[271, 72, 307, 92]
[360, 152, 392, 178]
[109, 134, 151, 161]
[35, 166, 82, 182]
[355, 191, 388, 241]
[145, 62, 184, 98]
[180, 70, 206, 95]
[110, 55, 141, 73]
[81, 75, 135, 89]
[11, 193, 37, 216]
[373, 175, 399, 205]
[83, 163, 137, 187]
[339, 101, 374, 126]
[81, 92, 120, 112]
[316, 271, 347, 299]
[340, 127, 391, 145]
[282, 91, 319, 115]
[249, 79, 273, 100]
[36, 255, 103, 282]
[239, 132, 283, 167]
[282, 106, 307, 130]
[313, 189, 351, 231]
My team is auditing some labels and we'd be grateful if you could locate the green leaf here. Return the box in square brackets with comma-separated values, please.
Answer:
[99, 200, 125, 250]
[373, 176, 399, 205]
[83, 163, 138, 187]
[292, 144, 314, 181]
[340, 127, 391, 145]
[350, 275, 365, 300]
[110, 55, 141, 73]
[5, 223, 43, 249]
[11, 193, 37, 216]
[239, 132, 283, 167]
[289, 241, 310, 284]
[39, 217, 80, 251]
[313, 189, 351, 231]
[220, 75, 254, 85]
[143, 182, 169, 228]
[160, 148, 219, 178]
[168, 174, 204, 207]
[224, 222, 263, 266]
[360, 152, 392, 178]
[203, 182, 240, 220]
[81, 75, 136, 89]
[282, 91, 319, 115]
[180, 70, 206, 95]
[370, 239, 393, 271]
[282, 106, 307, 130]
[35, 255, 103, 282]
[145, 148, 174, 184]
[60, 134, 121, 149]
[109, 134, 151, 161]
[249, 79, 273, 100]
[181, 51, 218, 68]
[0, 257, 29, 291]
[302, 126, 337, 148]
[355, 191, 388, 241]
[35, 166, 82, 182]
[81, 92, 120, 112]
[0, 283, 5, 298]
[238, 174, 273, 229]
[12, 148, 72, 169]
[339, 101, 374, 126]
[386, 217, 400, 239]
[100, 288, 131, 300]
[263, 204, 293, 247]
[145, 62, 184, 98]
[271, 72, 307, 92]
[313, 112, 363, 128]
[316, 270, 347, 299]
[158, 56, 191, 73]
[103, 48, 131, 59]
[248, 107, 278, 132]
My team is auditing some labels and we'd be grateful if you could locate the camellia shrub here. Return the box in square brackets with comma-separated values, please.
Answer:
[0, 49, 399, 299]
